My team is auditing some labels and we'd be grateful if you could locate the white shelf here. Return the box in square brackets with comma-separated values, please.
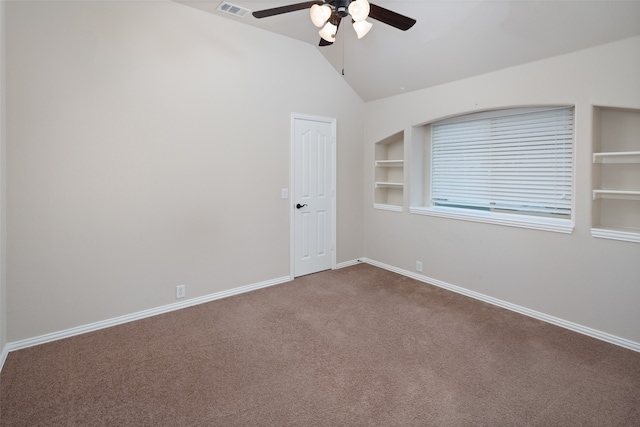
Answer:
[592, 189, 640, 200]
[374, 132, 404, 209]
[373, 203, 403, 212]
[375, 160, 404, 167]
[593, 151, 640, 163]
[591, 226, 640, 243]
[375, 182, 404, 188]
[591, 107, 640, 242]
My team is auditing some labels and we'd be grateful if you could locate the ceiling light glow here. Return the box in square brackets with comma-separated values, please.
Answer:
[310, 4, 332, 27]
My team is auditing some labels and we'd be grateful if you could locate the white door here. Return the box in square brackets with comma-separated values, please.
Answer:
[292, 115, 335, 277]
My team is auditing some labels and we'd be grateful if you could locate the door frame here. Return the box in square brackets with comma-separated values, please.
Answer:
[290, 113, 337, 279]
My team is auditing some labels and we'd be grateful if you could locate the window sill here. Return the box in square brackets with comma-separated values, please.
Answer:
[409, 206, 574, 234]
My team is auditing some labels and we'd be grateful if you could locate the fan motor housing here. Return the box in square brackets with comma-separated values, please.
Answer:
[332, 0, 351, 17]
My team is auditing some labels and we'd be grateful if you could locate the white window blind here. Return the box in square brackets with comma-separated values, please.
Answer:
[431, 107, 574, 217]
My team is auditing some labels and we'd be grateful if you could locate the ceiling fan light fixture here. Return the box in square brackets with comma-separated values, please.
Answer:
[319, 21, 337, 42]
[353, 19, 372, 39]
[348, 0, 370, 22]
[310, 4, 332, 27]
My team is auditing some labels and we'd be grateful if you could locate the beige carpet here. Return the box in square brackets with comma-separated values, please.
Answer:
[2, 263, 639, 426]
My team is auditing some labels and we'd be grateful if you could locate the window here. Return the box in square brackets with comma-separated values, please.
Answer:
[410, 107, 575, 233]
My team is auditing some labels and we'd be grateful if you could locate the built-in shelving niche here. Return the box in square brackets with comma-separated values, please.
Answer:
[374, 131, 404, 211]
[591, 106, 640, 243]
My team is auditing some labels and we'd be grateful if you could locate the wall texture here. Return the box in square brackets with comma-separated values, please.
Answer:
[364, 36, 640, 344]
[5, 1, 364, 342]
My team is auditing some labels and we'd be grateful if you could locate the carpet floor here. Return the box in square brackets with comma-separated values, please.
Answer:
[1, 263, 639, 426]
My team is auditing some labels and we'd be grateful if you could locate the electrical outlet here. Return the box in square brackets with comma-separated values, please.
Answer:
[176, 284, 186, 299]
[416, 261, 423, 272]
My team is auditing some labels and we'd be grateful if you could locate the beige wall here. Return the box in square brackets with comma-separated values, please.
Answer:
[5, 1, 364, 341]
[364, 36, 640, 343]
[1, 0, 6, 353]
[5, 0, 639, 349]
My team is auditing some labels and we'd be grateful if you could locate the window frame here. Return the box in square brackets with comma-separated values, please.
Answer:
[409, 106, 575, 234]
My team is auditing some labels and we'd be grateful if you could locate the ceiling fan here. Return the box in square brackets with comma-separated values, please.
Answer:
[252, 0, 416, 46]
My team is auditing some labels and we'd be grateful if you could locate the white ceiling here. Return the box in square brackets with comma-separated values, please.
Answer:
[177, 0, 640, 101]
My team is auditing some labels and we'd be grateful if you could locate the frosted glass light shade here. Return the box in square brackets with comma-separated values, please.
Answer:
[319, 21, 337, 42]
[353, 19, 372, 39]
[310, 4, 332, 27]
[348, 0, 370, 22]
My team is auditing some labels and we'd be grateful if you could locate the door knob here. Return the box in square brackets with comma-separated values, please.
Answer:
[296, 204, 308, 209]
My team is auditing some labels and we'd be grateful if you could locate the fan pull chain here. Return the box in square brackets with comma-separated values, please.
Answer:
[341, 31, 345, 76]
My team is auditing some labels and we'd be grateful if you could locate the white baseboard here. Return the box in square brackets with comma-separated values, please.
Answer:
[4, 275, 291, 355]
[335, 258, 365, 269]
[4, 258, 638, 372]
[3, 263, 362, 363]
[361, 258, 640, 353]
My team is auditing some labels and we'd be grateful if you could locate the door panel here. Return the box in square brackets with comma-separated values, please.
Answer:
[293, 116, 334, 277]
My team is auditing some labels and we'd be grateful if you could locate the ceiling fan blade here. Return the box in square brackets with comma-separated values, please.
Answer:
[368, 3, 416, 31]
[319, 15, 341, 47]
[252, 1, 323, 19]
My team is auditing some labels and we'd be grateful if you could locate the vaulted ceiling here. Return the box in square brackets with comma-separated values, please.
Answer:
[177, 0, 640, 101]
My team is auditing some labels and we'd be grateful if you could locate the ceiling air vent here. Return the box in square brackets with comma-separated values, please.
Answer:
[217, 1, 251, 18]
